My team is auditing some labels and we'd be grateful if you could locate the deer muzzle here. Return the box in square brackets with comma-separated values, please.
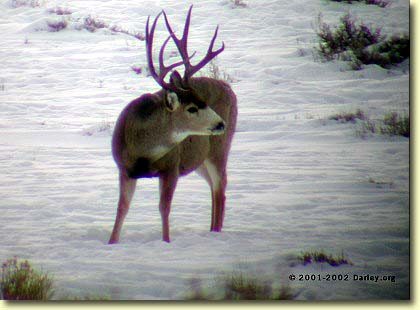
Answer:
[211, 121, 226, 135]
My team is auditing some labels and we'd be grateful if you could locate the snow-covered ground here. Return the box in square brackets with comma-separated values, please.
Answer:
[0, 0, 409, 300]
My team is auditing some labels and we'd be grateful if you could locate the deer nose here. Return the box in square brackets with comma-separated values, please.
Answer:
[213, 121, 225, 132]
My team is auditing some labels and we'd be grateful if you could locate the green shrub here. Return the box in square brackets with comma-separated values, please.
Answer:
[1, 257, 54, 300]
[298, 251, 352, 267]
[380, 112, 410, 137]
[223, 272, 272, 300]
[317, 14, 409, 69]
[329, 109, 367, 123]
[330, 0, 389, 7]
[317, 14, 381, 61]
[186, 271, 295, 300]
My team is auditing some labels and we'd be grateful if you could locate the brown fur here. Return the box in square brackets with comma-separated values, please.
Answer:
[108, 76, 237, 243]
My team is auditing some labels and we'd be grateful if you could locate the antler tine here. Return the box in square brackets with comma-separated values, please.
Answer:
[162, 5, 192, 51]
[159, 36, 185, 76]
[186, 25, 225, 77]
[146, 12, 167, 88]
[162, 6, 192, 76]
[163, 5, 225, 81]
[145, 11, 185, 90]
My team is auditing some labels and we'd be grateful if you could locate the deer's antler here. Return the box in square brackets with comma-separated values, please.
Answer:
[163, 5, 225, 81]
[145, 6, 225, 90]
[145, 12, 185, 90]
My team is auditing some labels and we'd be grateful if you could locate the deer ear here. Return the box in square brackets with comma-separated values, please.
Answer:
[169, 70, 188, 90]
[165, 91, 180, 112]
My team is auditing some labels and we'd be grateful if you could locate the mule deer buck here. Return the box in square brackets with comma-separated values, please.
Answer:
[108, 6, 237, 244]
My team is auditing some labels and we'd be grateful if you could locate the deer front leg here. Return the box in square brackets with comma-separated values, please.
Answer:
[200, 160, 227, 232]
[108, 173, 137, 244]
[211, 172, 227, 232]
[159, 171, 179, 242]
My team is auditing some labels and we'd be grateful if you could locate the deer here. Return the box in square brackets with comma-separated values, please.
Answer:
[108, 5, 237, 244]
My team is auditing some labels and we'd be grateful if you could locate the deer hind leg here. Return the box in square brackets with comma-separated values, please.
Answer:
[159, 172, 179, 242]
[198, 159, 227, 232]
[109, 172, 137, 244]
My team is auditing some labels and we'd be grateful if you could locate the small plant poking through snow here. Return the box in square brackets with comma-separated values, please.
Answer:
[316, 14, 409, 69]
[330, 0, 390, 7]
[368, 177, 393, 187]
[230, 0, 248, 8]
[201, 60, 235, 83]
[380, 112, 409, 138]
[356, 118, 377, 138]
[1, 257, 54, 300]
[47, 20, 68, 32]
[82, 122, 113, 136]
[10, 0, 43, 8]
[47, 6, 73, 15]
[329, 109, 366, 123]
[80, 15, 108, 32]
[74, 15, 145, 40]
[329, 110, 409, 138]
[186, 272, 295, 300]
[109, 25, 145, 40]
[131, 65, 143, 75]
[298, 251, 352, 267]
[223, 272, 272, 300]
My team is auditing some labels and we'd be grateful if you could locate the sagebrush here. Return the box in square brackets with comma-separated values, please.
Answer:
[186, 271, 295, 300]
[317, 13, 409, 69]
[298, 251, 352, 267]
[1, 257, 54, 300]
[330, 0, 389, 7]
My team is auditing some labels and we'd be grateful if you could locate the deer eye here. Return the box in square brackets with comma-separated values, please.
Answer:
[187, 106, 199, 114]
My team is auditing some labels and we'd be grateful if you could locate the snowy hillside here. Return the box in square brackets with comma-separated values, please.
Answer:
[0, 0, 409, 300]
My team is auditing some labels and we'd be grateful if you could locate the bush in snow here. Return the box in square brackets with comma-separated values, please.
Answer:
[317, 14, 409, 69]
[330, 0, 390, 8]
[108, 25, 145, 40]
[297, 251, 352, 267]
[47, 6, 73, 15]
[355, 34, 410, 69]
[380, 112, 409, 138]
[230, 0, 248, 8]
[199, 60, 235, 83]
[317, 13, 382, 61]
[131, 65, 143, 75]
[207, 60, 234, 83]
[223, 272, 295, 300]
[329, 110, 409, 138]
[1, 257, 54, 300]
[186, 271, 295, 300]
[47, 20, 68, 32]
[222, 271, 273, 300]
[79, 15, 108, 32]
[10, 0, 43, 8]
[329, 109, 367, 123]
[73, 15, 145, 40]
[82, 122, 113, 136]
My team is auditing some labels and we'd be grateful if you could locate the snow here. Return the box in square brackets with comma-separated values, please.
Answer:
[0, 0, 409, 300]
